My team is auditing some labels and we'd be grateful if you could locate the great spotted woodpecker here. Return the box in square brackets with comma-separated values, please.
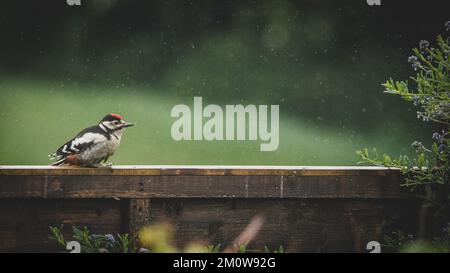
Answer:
[49, 114, 134, 167]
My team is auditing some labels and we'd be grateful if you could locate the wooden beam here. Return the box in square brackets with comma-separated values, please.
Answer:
[0, 166, 409, 199]
[0, 165, 399, 176]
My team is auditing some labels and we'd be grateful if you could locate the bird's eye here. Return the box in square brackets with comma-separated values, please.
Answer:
[113, 121, 119, 125]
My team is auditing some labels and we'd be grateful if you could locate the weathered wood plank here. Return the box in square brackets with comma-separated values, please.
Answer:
[0, 198, 418, 253]
[0, 174, 409, 199]
[343, 202, 385, 252]
[0, 199, 125, 252]
[128, 199, 151, 249]
[0, 165, 400, 176]
[148, 199, 418, 253]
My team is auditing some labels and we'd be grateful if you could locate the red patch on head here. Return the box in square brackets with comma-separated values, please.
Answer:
[110, 113, 124, 120]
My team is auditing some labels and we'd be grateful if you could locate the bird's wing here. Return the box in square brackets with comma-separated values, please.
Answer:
[50, 126, 108, 159]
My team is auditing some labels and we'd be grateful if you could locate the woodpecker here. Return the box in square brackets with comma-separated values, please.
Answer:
[49, 114, 134, 167]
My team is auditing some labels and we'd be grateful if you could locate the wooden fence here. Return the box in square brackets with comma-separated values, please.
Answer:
[0, 166, 417, 252]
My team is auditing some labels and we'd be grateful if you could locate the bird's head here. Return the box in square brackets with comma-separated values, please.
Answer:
[99, 113, 134, 132]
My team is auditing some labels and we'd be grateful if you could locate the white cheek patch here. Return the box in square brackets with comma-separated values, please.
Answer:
[102, 121, 115, 130]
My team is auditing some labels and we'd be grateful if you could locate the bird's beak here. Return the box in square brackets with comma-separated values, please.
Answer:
[122, 122, 135, 128]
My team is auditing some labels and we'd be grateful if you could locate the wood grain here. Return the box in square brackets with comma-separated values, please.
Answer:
[0, 166, 408, 199]
[0, 165, 400, 176]
[0, 174, 408, 199]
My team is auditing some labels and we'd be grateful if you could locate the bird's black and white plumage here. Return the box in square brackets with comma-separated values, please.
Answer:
[49, 114, 134, 167]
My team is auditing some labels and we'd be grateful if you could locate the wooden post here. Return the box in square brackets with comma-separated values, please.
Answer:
[128, 198, 151, 249]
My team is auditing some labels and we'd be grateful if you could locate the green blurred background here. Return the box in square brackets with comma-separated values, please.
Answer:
[0, 0, 447, 165]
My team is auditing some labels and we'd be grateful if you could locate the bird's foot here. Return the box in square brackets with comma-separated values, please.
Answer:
[104, 162, 114, 168]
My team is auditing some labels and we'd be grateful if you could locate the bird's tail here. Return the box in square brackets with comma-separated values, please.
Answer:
[49, 153, 66, 166]
[51, 157, 67, 166]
